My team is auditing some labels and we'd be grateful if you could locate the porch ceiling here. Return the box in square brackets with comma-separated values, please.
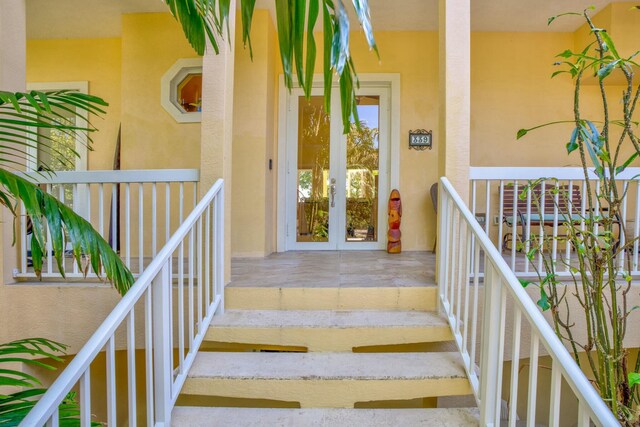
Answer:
[26, 0, 612, 40]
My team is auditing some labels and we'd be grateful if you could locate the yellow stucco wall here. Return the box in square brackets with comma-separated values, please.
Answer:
[120, 13, 201, 171]
[606, 2, 640, 60]
[27, 15, 204, 169]
[231, 11, 278, 257]
[354, 31, 440, 251]
[472, 6, 639, 172]
[471, 32, 578, 167]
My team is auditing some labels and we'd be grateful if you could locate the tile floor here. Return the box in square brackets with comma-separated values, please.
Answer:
[229, 251, 437, 288]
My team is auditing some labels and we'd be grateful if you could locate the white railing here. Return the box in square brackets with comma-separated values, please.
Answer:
[438, 177, 618, 427]
[20, 179, 224, 427]
[470, 166, 640, 277]
[15, 169, 199, 280]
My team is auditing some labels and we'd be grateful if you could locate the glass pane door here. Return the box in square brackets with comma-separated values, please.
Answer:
[296, 96, 331, 243]
[345, 95, 380, 243]
[285, 85, 388, 251]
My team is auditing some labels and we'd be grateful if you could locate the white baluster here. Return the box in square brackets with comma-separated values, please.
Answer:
[127, 311, 137, 427]
[527, 333, 540, 427]
[152, 263, 172, 424]
[508, 309, 521, 427]
[125, 183, 131, 269]
[548, 360, 562, 427]
[478, 262, 506, 426]
[145, 287, 154, 427]
[205, 205, 211, 309]
[552, 182, 560, 269]
[166, 183, 171, 244]
[216, 186, 225, 314]
[79, 369, 91, 427]
[139, 184, 144, 273]
[152, 183, 157, 257]
[106, 336, 116, 427]
[511, 180, 518, 270]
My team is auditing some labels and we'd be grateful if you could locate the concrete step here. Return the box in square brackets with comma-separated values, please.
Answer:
[225, 286, 438, 311]
[205, 309, 452, 351]
[172, 407, 480, 426]
[182, 352, 471, 407]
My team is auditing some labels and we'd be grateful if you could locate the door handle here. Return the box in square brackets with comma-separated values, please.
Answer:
[330, 178, 336, 208]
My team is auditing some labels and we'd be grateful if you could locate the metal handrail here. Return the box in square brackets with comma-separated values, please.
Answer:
[438, 176, 619, 426]
[20, 179, 224, 426]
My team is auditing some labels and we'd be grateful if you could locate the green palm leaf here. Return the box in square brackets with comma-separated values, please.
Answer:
[0, 339, 66, 390]
[162, 0, 377, 132]
[0, 170, 133, 295]
[0, 90, 133, 295]
[0, 339, 101, 426]
[0, 90, 105, 173]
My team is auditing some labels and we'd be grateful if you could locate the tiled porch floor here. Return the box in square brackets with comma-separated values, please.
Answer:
[229, 251, 437, 288]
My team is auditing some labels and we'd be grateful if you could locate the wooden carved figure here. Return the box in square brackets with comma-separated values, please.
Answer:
[387, 189, 402, 253]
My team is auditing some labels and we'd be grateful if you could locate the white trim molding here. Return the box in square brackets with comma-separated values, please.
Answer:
[160, 58, 203, 123]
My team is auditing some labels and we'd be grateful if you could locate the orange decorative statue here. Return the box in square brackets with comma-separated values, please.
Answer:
[387, 189, 402, 253]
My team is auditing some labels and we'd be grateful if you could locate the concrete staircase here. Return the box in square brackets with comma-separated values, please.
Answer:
[172, 285, 478, 426]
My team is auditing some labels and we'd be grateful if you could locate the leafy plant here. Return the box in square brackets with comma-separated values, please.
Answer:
[0, 338, 99, 426]
[162, 0, 378, 133]
[517, 7, 640, 424]
[0, 90, 134, 295]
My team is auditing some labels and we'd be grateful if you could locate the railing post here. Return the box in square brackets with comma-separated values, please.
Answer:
[479, 261, 505, 427]
[437, 179, 450, 314]
[152, 262, 172, 426]
[216, 185, 225, 314]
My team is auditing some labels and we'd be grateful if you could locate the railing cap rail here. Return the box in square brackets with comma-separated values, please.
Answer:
[18, 168, 199, 184]
[470, 166, 640, 181]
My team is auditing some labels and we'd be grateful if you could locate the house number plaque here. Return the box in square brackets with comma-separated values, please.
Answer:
[408, 129, 433, 151]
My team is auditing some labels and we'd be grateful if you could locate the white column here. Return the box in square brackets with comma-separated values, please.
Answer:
[0, 0, 26, 288]
[438, 0, 470, 202]
[200, 2, 236, 281]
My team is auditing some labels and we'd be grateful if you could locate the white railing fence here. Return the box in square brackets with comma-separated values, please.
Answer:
[20, 179, 224, 427]
[15, 169, 199, 280]
[438, 177, 618, 427]
[470, 167, 640, 278]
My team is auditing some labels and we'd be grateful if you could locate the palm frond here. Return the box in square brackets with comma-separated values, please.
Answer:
[0, 90, 133, 295]
[0, 90, 106, 172]
[0, 170, 133, 295]
[0, 339, 101, 426]
[162, 0, 377, 132]
[0, 339, 67, 391]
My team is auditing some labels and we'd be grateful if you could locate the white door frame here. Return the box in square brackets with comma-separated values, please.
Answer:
[276, 73, 400, 252]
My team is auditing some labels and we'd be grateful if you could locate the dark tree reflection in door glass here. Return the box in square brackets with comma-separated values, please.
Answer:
[297, 96, 330, 242]
[346, 96, 380, 242]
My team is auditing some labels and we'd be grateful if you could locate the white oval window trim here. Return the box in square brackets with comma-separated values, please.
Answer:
[160, 58, 203, 123]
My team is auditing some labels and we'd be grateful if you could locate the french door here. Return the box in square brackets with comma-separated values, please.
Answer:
[285, 85, 390, 250]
